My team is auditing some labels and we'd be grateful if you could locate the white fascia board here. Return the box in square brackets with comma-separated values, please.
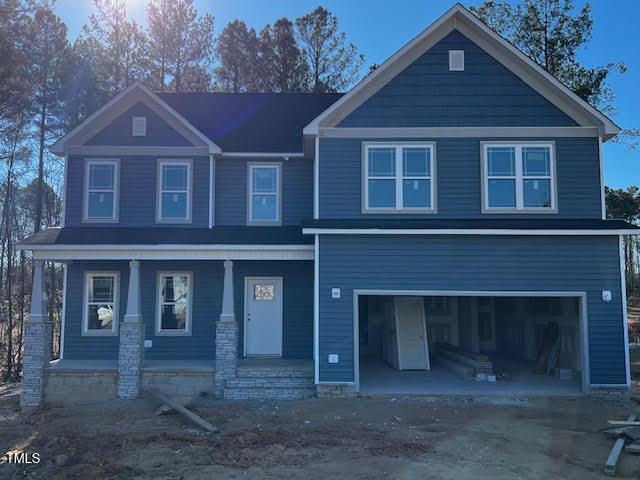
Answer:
[220, 152, 305, 158]
[302, 228, 640, 236]
[26, 244, 314, 261]
[304, 4, 619, 137]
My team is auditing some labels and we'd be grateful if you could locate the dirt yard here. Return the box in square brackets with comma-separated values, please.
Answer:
[1, 387, 639, 479]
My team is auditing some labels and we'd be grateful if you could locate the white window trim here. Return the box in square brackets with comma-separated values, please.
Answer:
[362, 142, 437, 214]
[481, 141, 558, 214]
[82, 271, 119, 336]
[156, 159, 193, 223]
[132, 116, 147, 136]
[83, 158, 120, 223]
[156, 271, 193, 336]
[247, 162, 282, 225]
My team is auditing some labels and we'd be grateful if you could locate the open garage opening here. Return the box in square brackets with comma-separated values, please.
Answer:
[355, 293, 588, 395]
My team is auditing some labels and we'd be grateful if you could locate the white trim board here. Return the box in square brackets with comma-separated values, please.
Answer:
[318, 127, 601, 139]
[313, 235, 320, 383]
[28, 245, 314, 261]
[619, 235, 632, 386]
[351, 289, 592, 394]
[50, 81, 221, 155]
[302, 228, 640, 236]
[303, 5, 619, 137]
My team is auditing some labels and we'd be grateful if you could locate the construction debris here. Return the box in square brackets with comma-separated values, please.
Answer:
[432, 343, 494, 380]
[145, 388, 219, 433]
[604, 414, 636, 476]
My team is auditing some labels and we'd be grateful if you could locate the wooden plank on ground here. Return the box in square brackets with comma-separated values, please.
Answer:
[608, 420, 640, 426]
[145, 389, 219, 433]
[625, 442, 640, 454]
[605, 414, 636, 476]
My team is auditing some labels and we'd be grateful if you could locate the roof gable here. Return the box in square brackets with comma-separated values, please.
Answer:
[50, 82, 220, 155]
[304, 3, 620, 138]
[339, 30, 578, 128]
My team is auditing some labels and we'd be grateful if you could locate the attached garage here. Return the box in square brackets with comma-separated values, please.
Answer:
[356, 292, 587, 395]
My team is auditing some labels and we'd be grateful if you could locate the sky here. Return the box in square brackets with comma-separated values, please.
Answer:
[53, 0, 640, 189]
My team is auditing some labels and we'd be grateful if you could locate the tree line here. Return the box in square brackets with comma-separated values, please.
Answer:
[0, 0, 637, 380]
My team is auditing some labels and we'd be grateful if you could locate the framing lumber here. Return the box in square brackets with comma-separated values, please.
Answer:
[608, 420, 640, 427]
[605, 415, 636, 476]
[145, 389, 219, 433]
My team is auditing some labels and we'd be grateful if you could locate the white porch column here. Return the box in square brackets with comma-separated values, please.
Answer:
[215, 259, 238, 398]
[21, 260, 49, 408]
[117, 260, 145, 398]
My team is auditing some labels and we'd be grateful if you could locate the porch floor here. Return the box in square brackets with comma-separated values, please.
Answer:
[359, 358, 582, 396]
[48, 359, 215, 372]
[238, 358, 313, 370]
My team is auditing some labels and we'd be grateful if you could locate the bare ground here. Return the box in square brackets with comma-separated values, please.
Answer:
[0, 387, 639, 479]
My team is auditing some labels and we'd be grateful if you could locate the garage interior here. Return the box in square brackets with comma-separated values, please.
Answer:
[358, 294, 584, 395]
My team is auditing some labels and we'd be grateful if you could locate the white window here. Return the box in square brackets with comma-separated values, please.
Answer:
[84, 159, 119, 222]
[132, 116, 147, 136]
[449, 50, 464, 71]
[83, 272, 119, 335]
[156, 272, 192, 335]
[364, 144, 435, 212]
[248, 163, 281, 224]
[157, 160, 192, 222]
[482, 143, 556, 212]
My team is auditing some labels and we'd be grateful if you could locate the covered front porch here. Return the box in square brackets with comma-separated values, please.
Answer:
[18, 233, 315, 407]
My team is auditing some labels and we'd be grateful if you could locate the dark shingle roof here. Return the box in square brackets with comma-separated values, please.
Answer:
[157, 92, 343, 153]
[19, 227, 312, 246]
[301, 218, 640, 231]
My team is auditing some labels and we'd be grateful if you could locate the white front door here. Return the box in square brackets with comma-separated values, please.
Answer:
[245, 277, 283, 356]
[395, 296, 430, 370]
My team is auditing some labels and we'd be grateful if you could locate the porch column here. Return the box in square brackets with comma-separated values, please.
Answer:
[215, 260, 238, 398]
[117, 260, 145, 399]
[21, 260, 49, 409]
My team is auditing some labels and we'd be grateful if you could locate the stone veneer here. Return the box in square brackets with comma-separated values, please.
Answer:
[20, 320, 48, 408]
[117, 321, 145, 398]
[316, 384, 358, 398]
[214, 321, 238, 398]
[590, 387, 630, 402]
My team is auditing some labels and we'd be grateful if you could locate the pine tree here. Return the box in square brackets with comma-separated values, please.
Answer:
[146, 0, 214, 92]
[295, 7, 364, 93]
[215, 20, 259, 93]
[258, 18, 308, 93]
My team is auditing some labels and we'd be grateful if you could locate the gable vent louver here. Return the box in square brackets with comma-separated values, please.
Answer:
[449, 50, 465, 71]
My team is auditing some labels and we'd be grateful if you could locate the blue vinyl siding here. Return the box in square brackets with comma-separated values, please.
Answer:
[65, 155, 210, 227]
[215, 157, 313, 226]
[85, 102, 194, 147]
[62, 260, 313, 361]
[319, 137, 602, 219]
[318, 235, 625, 385]
[339, 30, 576, 128]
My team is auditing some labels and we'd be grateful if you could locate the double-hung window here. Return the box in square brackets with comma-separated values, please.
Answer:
[83, 272, 119, 335]
[157, 160, 192, 222]
[248, 163, 281, 224]
[85, 159, 119, 222]
[483, 143, 556, 212]
[364, 144, 435, 212]
[156, 272, 192, 335]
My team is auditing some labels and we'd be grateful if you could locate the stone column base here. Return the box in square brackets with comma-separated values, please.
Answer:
[21, 318, 48, 408]
[316, 384, 357, 398]
[215, 321, 238, 398]
[117, 321, 145, 398]
[590, 386, 630, 402]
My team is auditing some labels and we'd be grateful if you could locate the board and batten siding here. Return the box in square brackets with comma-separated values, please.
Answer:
[65, 155, 210, 227]
[62, 260, 314, 361]
[85, 102, 194, 147]
[338, 30, 576, 128]
[215, 157, 313, 226]
[319, 137, 602, 219]
[318, 235, 625, 385]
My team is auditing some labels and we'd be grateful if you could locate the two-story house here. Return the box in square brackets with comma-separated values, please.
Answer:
[18, 4, 639, 407]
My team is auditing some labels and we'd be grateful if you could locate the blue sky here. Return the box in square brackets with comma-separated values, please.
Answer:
[54, 0, 639, 189]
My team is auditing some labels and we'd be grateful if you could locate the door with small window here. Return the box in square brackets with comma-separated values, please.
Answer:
[244, 277, 283, 356]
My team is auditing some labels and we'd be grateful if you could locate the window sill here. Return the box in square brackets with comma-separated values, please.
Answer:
[362, 209, 438, 215]
[482, 208, 558, 214]
[155, 330, 192, 337]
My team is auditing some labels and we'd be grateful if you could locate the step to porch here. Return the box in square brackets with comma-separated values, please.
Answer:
[223, 360, 315, 400]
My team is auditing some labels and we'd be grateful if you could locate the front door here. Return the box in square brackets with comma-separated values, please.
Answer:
[245, 277, 283, 356]
[395, 296, 430, 370]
